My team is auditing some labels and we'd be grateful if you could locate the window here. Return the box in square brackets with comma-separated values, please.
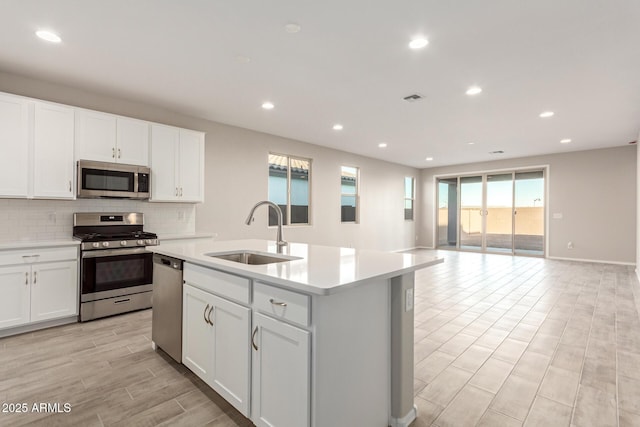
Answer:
[341, 166, 359, 223]
[268, 153, 311, 226]
[404, 177, 415, 220]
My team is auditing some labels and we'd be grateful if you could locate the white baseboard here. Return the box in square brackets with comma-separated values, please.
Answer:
[389, 404, 417, 427]
[392, 246, 434, 253]
[547, 255, 635, 266]
[0, 316, 77, 338]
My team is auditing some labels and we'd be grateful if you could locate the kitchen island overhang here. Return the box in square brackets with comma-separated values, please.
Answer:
[152, 239, 443, 427]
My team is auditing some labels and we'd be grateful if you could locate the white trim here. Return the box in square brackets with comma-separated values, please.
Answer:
[0, 315, 77, 338]
[389, 404, 417, 427]
[547, 255, 635, 266]
[432, 164, 551, 180]
[392, 246, 434, 253]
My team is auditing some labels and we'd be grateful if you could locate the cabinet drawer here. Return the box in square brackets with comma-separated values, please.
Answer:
[184, 263, 250, 305]
[0, 246, 78, 267]
[254, 282, 310, 327]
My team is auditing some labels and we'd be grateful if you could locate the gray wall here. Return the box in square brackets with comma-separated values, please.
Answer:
[0, 71, 418, 251]
[419, 146, 637, 264]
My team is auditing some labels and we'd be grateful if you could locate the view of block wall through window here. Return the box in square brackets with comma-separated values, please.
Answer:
[404, 177, 415, 220]
[268, 153, 310, 226]
[341, 166, 358, 223]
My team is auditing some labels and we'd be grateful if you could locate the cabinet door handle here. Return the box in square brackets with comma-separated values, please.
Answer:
[251, 326, 259, 351]
[68, 180, 72, 192]
[180, 187, 183, 197]
[117, 148, 121, 158]
[203, 304, 211, 325]
[269, 298, 287, 307]
[33, 271, 37, 284]
[25, 272, 29, 285]
[175, 187, 179, 197]
[206, 305, 214, 326]
[112, 147, 116, 158]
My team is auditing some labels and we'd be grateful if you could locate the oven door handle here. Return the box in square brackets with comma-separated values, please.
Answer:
[82, 248, 151, 258]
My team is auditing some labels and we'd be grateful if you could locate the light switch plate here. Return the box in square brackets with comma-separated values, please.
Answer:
[405, 288, 414, 312]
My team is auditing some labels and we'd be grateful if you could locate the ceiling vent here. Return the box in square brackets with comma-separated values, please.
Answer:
[403, 93, 425, 102]
[489, 150, 505, 154]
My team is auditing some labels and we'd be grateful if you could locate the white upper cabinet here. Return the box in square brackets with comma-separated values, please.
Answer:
[0, 93, 29, 197]
[76, 109, 149, 166]
[33, 101, 75, 199]
[178, 129, 204, 202]
[150, 124, 204, 203]
[117, 117, 149, 165]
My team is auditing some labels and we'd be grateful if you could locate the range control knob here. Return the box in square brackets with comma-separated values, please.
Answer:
[137, 239, 144, 246]
[120, 240, 127, 246]
[145, 239, 153, 245]
[102, 242, 109, 247]
[91, 242, 99, 248]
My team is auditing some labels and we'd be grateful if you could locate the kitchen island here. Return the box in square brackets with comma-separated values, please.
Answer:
[152, 239, 442, 427]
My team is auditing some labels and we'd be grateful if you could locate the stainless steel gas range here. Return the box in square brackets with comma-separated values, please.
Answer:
[73, 212, 158, 322]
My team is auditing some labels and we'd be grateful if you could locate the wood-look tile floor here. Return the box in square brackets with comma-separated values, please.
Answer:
[1, 250, 639, 426]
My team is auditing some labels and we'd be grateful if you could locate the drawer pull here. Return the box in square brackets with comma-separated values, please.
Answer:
[114, 298, 130, 304]
[269, 298, 287, 307]
[251, 326, 259, 351]
[204, 304, 212, 325]
[207, 305, 214, 326]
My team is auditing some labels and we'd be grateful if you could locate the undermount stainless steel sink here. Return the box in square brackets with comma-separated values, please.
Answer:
[205, 251, 301, 265]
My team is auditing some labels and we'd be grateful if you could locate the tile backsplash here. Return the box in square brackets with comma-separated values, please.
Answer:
[0, 198, 196, 242]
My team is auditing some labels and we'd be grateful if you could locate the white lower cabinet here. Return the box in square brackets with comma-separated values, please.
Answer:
[30, 261, 78, 322]
[182, 283, 251, 416]
[0, 248, 78, 332]
[0, 265, 31, 329]
[251, 311, 310, 427]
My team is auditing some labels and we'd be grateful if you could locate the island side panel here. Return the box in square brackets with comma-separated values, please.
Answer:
[312, 278, 390, 427]
[390, 272, 416, 427]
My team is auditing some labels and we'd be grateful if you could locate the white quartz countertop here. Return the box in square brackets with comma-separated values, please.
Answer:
[0, 239, 80, 251]
[157, 233, 215, 242]
[152, 239, 443, 295]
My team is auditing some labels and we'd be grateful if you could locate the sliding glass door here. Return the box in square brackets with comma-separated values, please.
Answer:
[514, 171, 545, 255]
[436, 169, 545, 256]
[486, 173, 514, 253]
[459, 176, 483, 250]
[437, 178, 458, 248]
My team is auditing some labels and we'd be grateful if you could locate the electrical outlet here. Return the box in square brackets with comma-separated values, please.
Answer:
[405, 288, 414, 312]
[567, 241, 574, 249]
[177, 210, 185, 220]
[47, 211, 56, 224]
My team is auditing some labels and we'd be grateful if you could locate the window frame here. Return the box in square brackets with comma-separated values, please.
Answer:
[404, 176, 415, 221]
[340, 165, 360, 224]
[268, 152, 312, 226]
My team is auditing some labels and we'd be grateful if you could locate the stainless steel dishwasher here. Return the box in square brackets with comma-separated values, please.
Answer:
[151, 253, 183, 363]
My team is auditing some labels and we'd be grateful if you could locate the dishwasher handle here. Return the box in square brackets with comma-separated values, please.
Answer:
[153, 254, 183, 270]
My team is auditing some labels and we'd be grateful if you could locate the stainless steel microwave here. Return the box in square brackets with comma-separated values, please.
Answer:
[77, 160, 150, 199]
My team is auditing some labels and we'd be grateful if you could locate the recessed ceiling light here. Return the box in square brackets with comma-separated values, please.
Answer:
[261, 102, 275, 110]
[234, 55, 251, 63]
[284, 23, 301, 33]
[35, 30, 61, 43]
[425, 157, 434, 161]
[332, 124, 343, 131]
[378, 143, 387, 148]
[466, 86, 482, 96]
[539, 111, 554, 118]
[467, 142, 476, 145]
[560, 139, 572, 144]
[409, 37, 429, 49]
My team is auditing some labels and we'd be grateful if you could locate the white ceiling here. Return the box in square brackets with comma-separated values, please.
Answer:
[1, 0, 639, 168]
